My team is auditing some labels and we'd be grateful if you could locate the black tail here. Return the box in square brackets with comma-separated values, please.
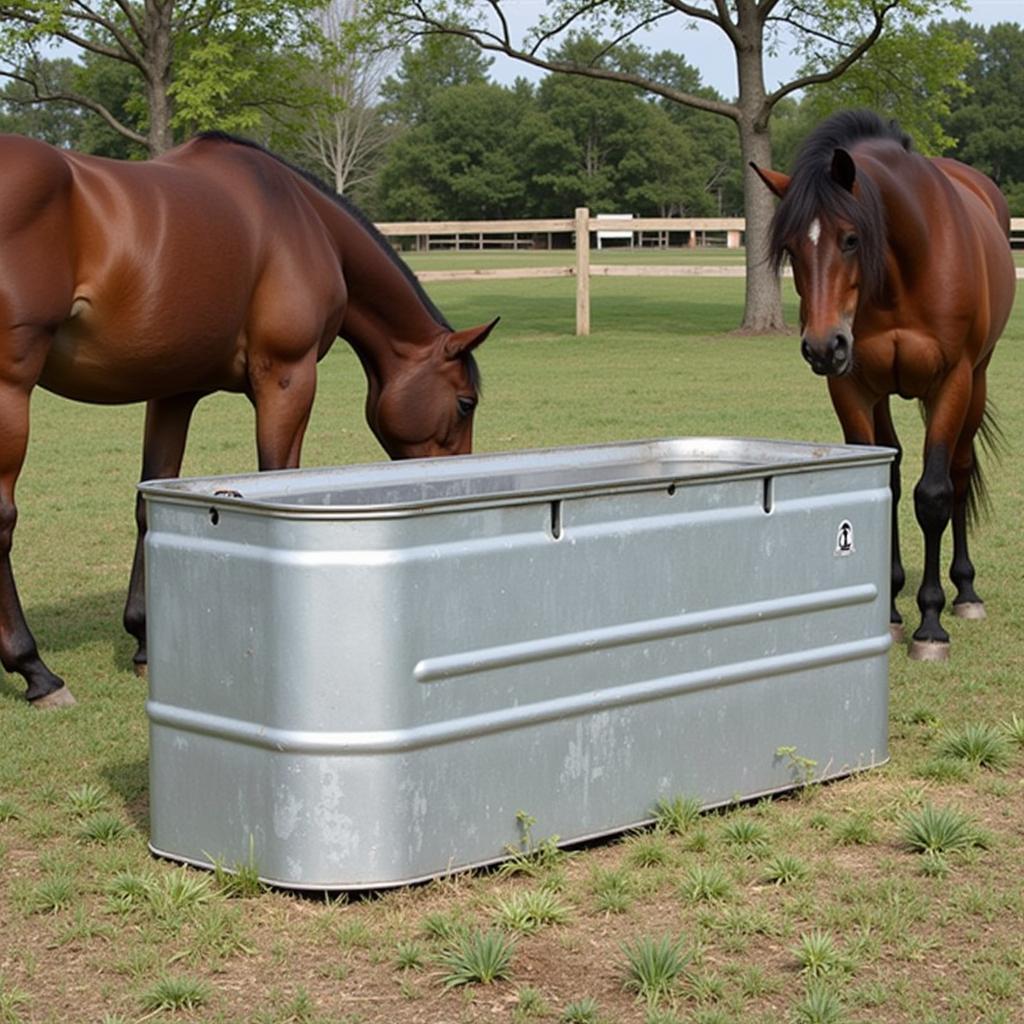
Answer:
[967, 399, 1005, 526]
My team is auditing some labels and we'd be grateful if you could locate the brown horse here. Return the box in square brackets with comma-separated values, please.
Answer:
[0, 131, 497, 707]
[753, 110, 1016, 661]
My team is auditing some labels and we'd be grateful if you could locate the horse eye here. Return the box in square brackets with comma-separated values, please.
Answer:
[456, 396, 477, 418]
[842, 233, 859, 253]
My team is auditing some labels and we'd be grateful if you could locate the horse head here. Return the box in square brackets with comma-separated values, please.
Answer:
[753, 144, 886, 379]
[368, 318, 498, 460]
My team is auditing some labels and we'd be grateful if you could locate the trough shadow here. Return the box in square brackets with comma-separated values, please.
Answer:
[102, 757, 150, 833]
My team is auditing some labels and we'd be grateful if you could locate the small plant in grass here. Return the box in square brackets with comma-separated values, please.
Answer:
[395, 939, 426, 971]
[138, 973, 211, 1012]
[499, 810, 565, 878]
[680, 864, 733, 903]
[184, 903, 255, 963]
[105, 870, 156, 913]
[832, 813, 876, 846]
[56, 905, 116, 946]
[900, 804, 989, 856]
[644, 1009, 684, 1024]
[653, 795, 703, 835]
[720, 817, 769, 851]
[626, 832, 673, 868]
[493, 887, 571, 933]
[917, 755, 973, 783]
[561, 996, 601, 1023]
[65, 782, 109, 816]
[27, 874, 75, 915]
[937, 722, 1013, 769]
[514, 986, 548, 1018]
[0, 799, 20, 823]
[792, 979, 846, 1024]
[762, 853, 808, 886]
[621, 933, 691, 1005]
[76, 812, 130, 844]
[1001, 713, 1024, 746]
[420, 910, 470, 944]
[591, 868, 634, 914]
[919, 850, 950, 878]
[212, 842, 266, 898]
[776, 745, 818, 785]
[438, 928, 516, 988]
[793, 930, 846, 978]
[146, 869, 214, 926]
[0, 976, 30, 1024]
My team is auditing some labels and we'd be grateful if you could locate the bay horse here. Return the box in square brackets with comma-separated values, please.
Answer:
[753, 110, 1016, 661]
[0, 131, 497, 707]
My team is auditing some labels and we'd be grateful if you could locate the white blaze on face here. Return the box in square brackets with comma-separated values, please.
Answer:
[808, 218, 821, 247]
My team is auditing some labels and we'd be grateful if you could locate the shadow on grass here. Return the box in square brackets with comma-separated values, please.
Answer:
[103, 757, 150, 832]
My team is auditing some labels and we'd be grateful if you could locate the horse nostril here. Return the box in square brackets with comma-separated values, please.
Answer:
[829, 333, 850, 366]
[801, 338, 813, 364]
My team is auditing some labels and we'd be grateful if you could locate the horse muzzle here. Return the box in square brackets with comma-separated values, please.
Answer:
[801, 330, 853, 377]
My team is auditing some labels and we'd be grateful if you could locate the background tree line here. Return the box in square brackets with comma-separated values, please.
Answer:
[3, 18, 1021, 219]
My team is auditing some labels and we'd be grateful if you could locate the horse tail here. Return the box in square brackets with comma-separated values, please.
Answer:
[966, 399, 1005, 527]
[916, 398, 1004, 526]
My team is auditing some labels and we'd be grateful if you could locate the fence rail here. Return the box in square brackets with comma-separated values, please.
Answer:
[375, 211, 1024, 336]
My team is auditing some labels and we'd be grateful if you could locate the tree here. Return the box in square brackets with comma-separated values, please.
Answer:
[296, 0, 400, 194]
[374, 79, 533, 219]
[0, 0, 336, 155]
[367, 0, 964, 331]
[941, 20, 1024, 212]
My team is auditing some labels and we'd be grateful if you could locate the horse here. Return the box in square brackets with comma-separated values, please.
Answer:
[752, 109, 1016, 661]
[0, 131, 497, 708]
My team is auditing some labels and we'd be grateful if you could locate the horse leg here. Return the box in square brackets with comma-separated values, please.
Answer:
[249, 356, 317, 470]
[873, 400, 906, 640]
[909, 366, 972, 662]
[123, 394, 201, 674]
[949, 364, 990, 620]
[0, 381, 74, 706]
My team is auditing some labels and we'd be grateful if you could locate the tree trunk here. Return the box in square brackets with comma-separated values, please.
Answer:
[733, 2, 785, 333]
[144, 0, 176, 155]
[738, 122, 786, 332]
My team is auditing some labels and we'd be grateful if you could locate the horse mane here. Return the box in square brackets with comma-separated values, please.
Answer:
[193, 131, 455, 336]
[768, 110, 911, 303]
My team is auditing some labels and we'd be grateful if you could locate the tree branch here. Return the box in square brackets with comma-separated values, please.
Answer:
[0, 68, 148, 145]
[390, 10, 739, 120]
[0, 5, 145, 67]
[765, 1, 899, 107]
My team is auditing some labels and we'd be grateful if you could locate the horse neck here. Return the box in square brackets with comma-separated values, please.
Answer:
[305, 188, 446, 371]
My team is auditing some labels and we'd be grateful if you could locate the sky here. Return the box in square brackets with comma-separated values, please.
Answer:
[485, 0, 1021, 98]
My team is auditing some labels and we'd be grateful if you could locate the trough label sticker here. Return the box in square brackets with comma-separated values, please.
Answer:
[835, 520, 855, 556]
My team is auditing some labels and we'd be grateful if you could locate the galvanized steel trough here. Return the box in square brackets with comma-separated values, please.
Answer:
[141, 437, 894, 889]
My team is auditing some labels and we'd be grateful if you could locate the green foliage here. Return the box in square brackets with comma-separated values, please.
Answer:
[0, 976, 30, 1024]
[75, 813, 130, 844]
[493, 887, 571, 932]
[653, 795, 704, 835]
[791, 979, 847, 1024]
[138, 973, 212, 1012]
[720, 818, 769, 851]
[591, 867, 635, 914]
[937, 722, 1014, 769]
[680, 864, 734, 903]
[900, 804, 989, 856]
[394, 939, 427, 970]
[561, 996, 602, 1023]
[620, 934, 691, 1005]
[762, 854, 809, 886]
[1003, 713, 1024, 746]
[792, 930, 846, 978]
[438, 928, 516, 988]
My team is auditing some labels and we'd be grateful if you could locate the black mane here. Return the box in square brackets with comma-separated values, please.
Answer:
[768, 110, 911, 302]
[194, 131, 455, 334]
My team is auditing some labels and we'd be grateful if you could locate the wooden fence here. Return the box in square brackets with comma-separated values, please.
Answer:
[375, 210, 1024, 336]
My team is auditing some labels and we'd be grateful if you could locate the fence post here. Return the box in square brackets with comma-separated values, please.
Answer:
[574, 207, 590, 336]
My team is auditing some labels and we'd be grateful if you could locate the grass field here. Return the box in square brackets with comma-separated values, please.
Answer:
[1, 274, 1022, 1024]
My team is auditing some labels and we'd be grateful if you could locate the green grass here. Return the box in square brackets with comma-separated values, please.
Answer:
[1, 274, 1022, 1023]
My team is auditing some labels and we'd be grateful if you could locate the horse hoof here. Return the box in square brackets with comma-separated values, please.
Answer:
[889, 622, 906, 644]
[953, 602, 986, 621]
[31, 685, 77, 709]
[908, 640, 950, 662]
[133, 661, 148, 680]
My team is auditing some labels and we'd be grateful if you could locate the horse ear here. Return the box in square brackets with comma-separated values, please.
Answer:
[750, 163, 791, 198]
[445, 317, 499, 359]
[831, 149, 856, 192]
